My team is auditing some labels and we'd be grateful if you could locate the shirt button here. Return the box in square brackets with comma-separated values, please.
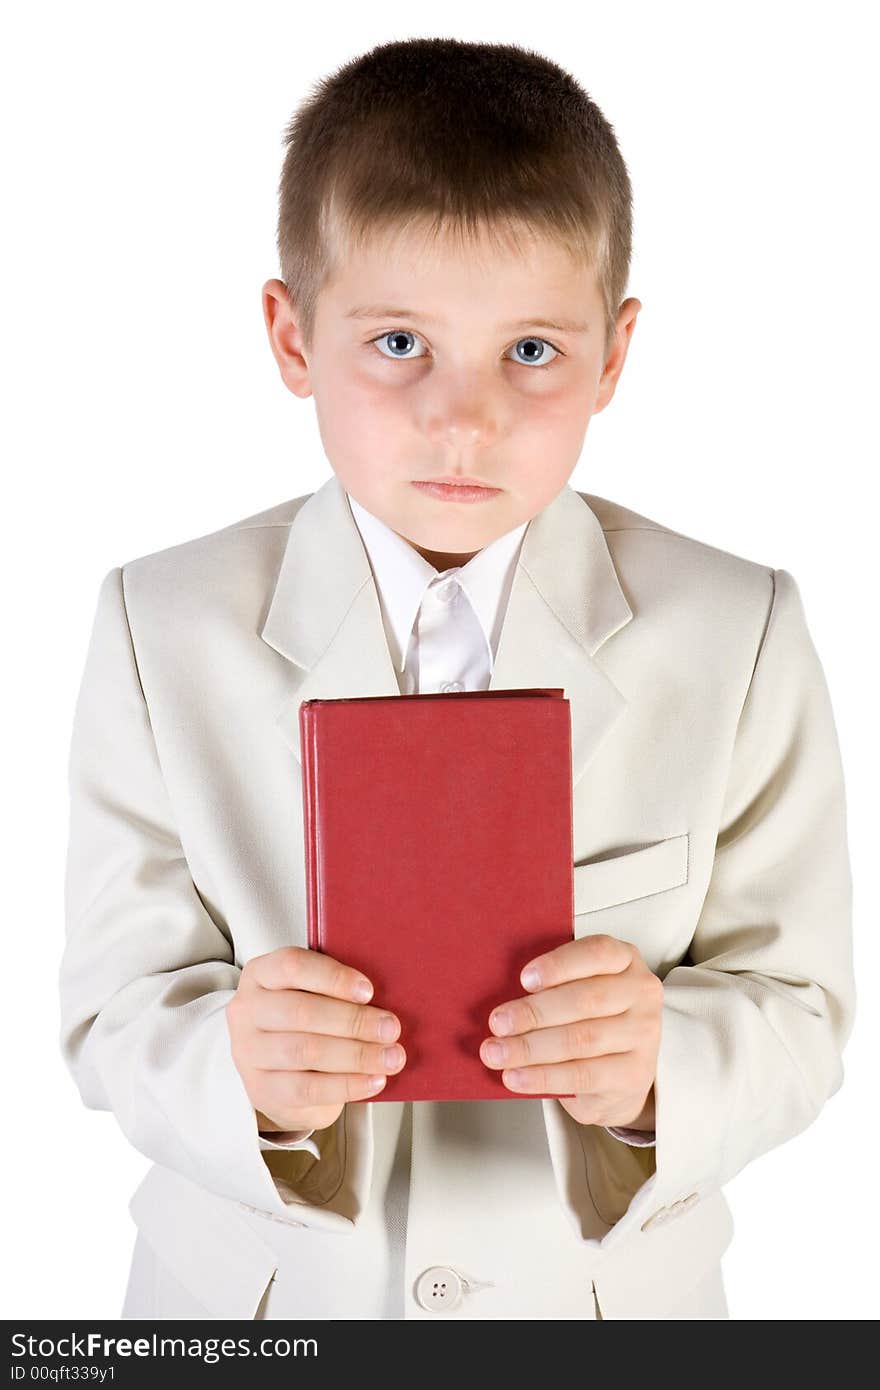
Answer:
[414, 1266, 463, 1313]
[440, 680, 465, 693]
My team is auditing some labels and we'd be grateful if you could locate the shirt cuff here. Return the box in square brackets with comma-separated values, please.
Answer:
[258, 1128, 321, 1158]
[603, 1124, 657, 1148]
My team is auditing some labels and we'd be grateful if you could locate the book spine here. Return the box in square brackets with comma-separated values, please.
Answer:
[299, 701, 321, 951]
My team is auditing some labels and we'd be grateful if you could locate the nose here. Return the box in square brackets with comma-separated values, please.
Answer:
[422, 382, 501, 452]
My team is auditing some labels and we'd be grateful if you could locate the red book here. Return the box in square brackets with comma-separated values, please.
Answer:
[299, 690, 575, 1101]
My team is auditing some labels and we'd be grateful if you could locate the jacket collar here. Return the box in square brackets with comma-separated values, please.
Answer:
[260, 472, 633, 789]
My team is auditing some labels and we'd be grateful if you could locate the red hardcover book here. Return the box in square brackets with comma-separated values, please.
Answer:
[299, 689, 575, 1101]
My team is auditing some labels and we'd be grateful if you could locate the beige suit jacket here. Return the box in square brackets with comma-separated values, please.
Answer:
[60, 474, 855, 1319]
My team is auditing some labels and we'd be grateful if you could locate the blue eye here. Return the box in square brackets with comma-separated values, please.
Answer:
[508, 336, 560, 368]
[372, 330, 427, 360]
[369, 330, 561, 368]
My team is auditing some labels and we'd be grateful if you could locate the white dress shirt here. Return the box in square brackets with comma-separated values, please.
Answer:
[259, 491, 657, 1163]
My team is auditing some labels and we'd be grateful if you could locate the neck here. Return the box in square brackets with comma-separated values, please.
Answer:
[411, 543, 480, 571]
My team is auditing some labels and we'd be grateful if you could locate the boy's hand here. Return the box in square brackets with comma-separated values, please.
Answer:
[479, 934, 661, 1129]
[226, 946, 406, 1134]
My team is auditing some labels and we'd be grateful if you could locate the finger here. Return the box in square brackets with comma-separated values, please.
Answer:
[248, 946, 375, 1004]
[497, 1048, 636, 1096]
[257, 1067, 390, 1114]
[489, 973, 632, 1038]
[255, 987, 401, 1045]
[519, 934, 634, 993]
[252, 1029, 407, 1078]
[480, 1012, 641, 1072]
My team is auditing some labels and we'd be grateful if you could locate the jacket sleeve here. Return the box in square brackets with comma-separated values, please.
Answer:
[60, 566, 359, 1227]
[648, 567, 856, 1212]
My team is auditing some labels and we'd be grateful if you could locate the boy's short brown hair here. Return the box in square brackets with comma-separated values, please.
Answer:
[276, 37, 633, 363]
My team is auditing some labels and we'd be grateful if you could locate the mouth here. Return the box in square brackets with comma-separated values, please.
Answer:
[417, 476, 495, 487]
[411, 477, 502, 504]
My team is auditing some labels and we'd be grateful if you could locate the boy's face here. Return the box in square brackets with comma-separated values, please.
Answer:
[263, 221, 640, 569]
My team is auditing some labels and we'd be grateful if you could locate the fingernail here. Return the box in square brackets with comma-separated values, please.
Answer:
[378, 1015, 398, 1042]
[491, 1010, 513, 1035]
[368, 1075, 387, 1090]
[521, 966, 541, 989]
[382, 1046, 404, 1069]
[353, 979, 373, 1002]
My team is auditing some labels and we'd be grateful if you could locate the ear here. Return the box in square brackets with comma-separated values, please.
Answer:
[261, 278, 313, 400]
[594, 297, 642, 413]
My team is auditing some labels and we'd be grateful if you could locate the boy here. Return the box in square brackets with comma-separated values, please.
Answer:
[60, 37, 855, 1321]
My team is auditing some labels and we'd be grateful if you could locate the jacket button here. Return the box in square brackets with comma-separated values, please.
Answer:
[640, 1206, 668, 1231]
[414, 1266, 463, 1312]
[667, 1193, 700, 1220]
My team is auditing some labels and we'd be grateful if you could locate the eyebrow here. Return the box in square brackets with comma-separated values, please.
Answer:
[345, 305, 590, 334]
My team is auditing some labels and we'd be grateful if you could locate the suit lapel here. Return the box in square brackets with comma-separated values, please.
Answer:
[260, 472, 633, 789]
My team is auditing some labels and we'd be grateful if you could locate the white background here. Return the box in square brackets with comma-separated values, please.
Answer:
[3, 0, 876, 1321]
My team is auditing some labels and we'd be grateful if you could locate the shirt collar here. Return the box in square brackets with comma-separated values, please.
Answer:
[346, 492, 529, 675]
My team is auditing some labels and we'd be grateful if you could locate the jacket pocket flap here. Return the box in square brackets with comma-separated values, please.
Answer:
[128, 1163, 279, 1320]
[574, 833, 689, 915]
